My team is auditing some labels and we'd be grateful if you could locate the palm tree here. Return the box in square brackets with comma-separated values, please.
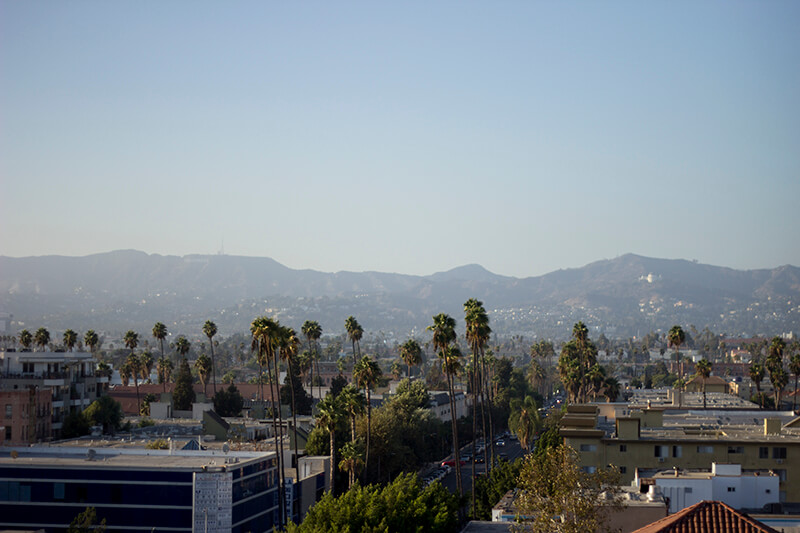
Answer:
[19, 329, 33, 351]
[126, 353, 142, 414]
[789, 354, 800, 412]
[139, 351, 154, 383]
[302, 320, 323, 398]
[508, 396, 540, 452]
[194, 354, 213, 396]
[174, 336, 191, 361]
[427, 313, 463, 497]
[465, 297, 491, 513]
[339, 384, 366, 442]
[767, 337, 787, 409]
[119, 362, 132, 387]
[203, 320, 218, 395]
[750, 362, 765, 408]
[345, 316, 363, 373]
[63, 329, 78, 352]
[695, 358, 712, 409]
[278, 326, 302, 472]
[316, 393, 342, 494]
[34, 327, 50, 352]
[339, 440, 365, 490]
[83, 330, 99, 355]
[157, 356, 174, 392]
[603, 376, 621, 402]
[152, 322, 168, 361]
[354, 355, 382, 480]
[399, 338, 423, 378]
[668, 325, 686, 379]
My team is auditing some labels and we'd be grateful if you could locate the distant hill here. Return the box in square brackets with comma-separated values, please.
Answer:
[0, 251, 797, 339]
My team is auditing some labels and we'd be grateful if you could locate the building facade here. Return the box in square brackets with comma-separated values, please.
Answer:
[0, 388, 51, 445]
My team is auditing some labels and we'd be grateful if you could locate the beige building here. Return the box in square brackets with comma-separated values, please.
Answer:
[561, 404, 800, 503]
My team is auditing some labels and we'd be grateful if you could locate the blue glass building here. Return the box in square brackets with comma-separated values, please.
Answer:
[0, 445, 279, 532]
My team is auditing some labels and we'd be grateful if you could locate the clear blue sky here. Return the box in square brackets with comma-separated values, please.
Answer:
[2, 2, 798, 278]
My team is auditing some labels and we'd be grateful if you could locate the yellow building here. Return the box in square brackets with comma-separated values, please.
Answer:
[561, 405, 800, 503]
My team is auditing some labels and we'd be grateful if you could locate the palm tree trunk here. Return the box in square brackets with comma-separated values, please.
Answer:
[266, 351, 285, 529]
[329, 428, 336, 495]
[482, 348, 496, 472]
[447, 370, 462, 498]
[365, 388, 372, 482]
[471, 347, 478, 519]
[288, 357, 300, 474]
[794, 375, 798, 412]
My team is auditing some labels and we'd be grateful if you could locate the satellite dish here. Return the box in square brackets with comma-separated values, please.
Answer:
[222, 443, 230, 454]
[10, 450, 19, 459]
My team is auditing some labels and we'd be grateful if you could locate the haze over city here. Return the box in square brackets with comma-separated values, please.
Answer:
[2, 2, 798, 278]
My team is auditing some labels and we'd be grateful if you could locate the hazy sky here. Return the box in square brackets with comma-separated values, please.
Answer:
[2, 2, 798, 278]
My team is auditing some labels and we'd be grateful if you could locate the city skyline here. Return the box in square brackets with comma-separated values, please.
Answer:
[2, 2, 799, 278]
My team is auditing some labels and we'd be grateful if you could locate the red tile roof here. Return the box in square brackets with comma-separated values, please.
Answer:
[631, 501, 779, 533]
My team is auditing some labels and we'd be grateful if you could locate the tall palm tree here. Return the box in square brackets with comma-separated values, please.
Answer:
[750, 362, 765, 408]
[278, 326, 302, 471]
[194, 354, 213, 396]
[34, 327, 51, 352]
[152, 322, 168, 361]
[63, 329, 78, 352]
[316, 393, 342, 495]
[339, 384, 366, 442]
[464, 297, 489, 514]
[157, 356, 174, 392]
[767, 337, 787, 409]
[126, 353, 142, 414]
[339, 440, 365, 490]
[399, 339, 423, 378]
[345, 316, 363, 373]
[119, 362, 132, 387]
[302, 320, 323, 398]
[789, 354, 800, 412]
[427, 313, 463, 497]
[19, 329, 32, 351]
[695, 358, 712, 409]
[83, 330, 99, 355]
[354, 355, 382, 480]
[668, 325, 686, 379]
[203, 320, 218, 395]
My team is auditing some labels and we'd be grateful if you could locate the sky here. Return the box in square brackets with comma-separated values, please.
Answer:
[1, 2, 798, 279]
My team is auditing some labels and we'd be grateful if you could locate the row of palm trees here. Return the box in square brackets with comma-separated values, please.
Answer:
[748, 337, 800, 410]
[10, 327, 97, 353]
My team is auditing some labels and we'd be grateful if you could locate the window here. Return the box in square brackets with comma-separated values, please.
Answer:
[697, 445, 714, 454]
[760, 447, 769, 459]
[672, 445, 682, 458]
[77, 485, 88, 503]
[654, 445, 668, 457]
[728, 446, 744, 454]
[111, 486, 122, 504]
[581, 466, 597, 474]
[580, 444, 597, 452]
[4, 427, 10, 440]
[773, 447, 787, 459]
[619, 444, 627, 452]
[4, 404, 11, 418]
[53, 483, 65, 500]
[619, 466, 627, 474]
[727, 487, 736, 492]
[685, 487, 693, 494]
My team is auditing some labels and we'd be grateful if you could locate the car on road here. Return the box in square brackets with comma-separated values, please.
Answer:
[495, 440, 506, 447]
[441, 459, 466, 467]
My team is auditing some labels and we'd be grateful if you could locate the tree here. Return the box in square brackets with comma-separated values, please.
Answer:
[316, 393, 343, 495]
[34, 327, 50, 351]
[339, 384, 366, 442]
[63, 329, 78, 352]
[354, 354, 382, 479]
[790, 354, 800, 411]
[194, 353, 212, 396]
[427, 312, 464, 497]
[558, 324, 600, 404]
[278, 326, 303, 470]
[767, 338, 788, 409]
[83, 330, 99, 354]
[345, 316, 364, 372]
[172, 357, 195, 411]
[203, 320, 218, 395]
[695, 358, 712, 409]
[668, 325, 686, 379]
[286, 473, 458, 533]
[174, 336, 191, 360]
[152, 322, 168, 361]
[84, 396, 123, 434]
[18, 329, 32, 351]
[515, 445, 623, 533]
[67, 506, 106, 533]
[213, 384, 244, 417]
[750, 362, 766, 408]
[602, 376, 621, 402]
[139, 351, 154, 382]
[338, 440, 365, 490]
[62, 411, 91, 439]
[508, 396, 540, 452]
[399, 338, 423, 378]
[156, 356, 173, 392]
[126, 352, 142, 415]
[302, 320, 323, 399]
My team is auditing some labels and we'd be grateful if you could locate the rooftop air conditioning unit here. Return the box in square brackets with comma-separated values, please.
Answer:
[776, 459, 785, 464]
[658, 457, 666, 463]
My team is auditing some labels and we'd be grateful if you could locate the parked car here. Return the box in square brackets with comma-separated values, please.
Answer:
[441, 459, 466, 467]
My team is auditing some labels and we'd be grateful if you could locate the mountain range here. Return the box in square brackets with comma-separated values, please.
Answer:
[1, 250, 798, 340]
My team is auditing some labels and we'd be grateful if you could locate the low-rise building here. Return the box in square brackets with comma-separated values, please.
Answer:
[0, 388, 51, 445]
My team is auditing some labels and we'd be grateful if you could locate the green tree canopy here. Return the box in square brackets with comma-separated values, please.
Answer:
[173, 357, 196, 411]
[214, 384, 245, 417]
[84, 396, 123, 434]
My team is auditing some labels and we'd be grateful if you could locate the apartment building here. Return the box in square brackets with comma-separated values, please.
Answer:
[561, 404, 800, 502]
[1, 349, 107, 438]
[0, 388, 51, 445]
